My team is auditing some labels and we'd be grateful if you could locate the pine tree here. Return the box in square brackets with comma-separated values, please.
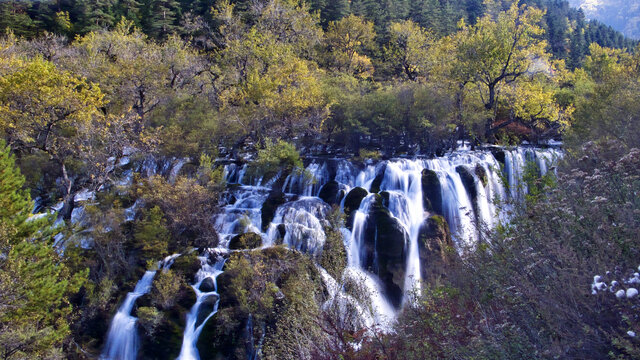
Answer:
[0, 140, 87, 359]
[0, 140, 33, 251]
[323, 0, 350, 25]
[77, 0, 117, 33]
[146, 0, 181, 38]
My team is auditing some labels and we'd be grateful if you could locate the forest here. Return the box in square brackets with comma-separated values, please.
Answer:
[0, 0, 639, 359]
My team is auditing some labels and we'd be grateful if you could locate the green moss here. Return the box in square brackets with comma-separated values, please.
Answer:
[475, 164, 488, 187]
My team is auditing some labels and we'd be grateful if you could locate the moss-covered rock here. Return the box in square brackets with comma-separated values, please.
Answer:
[421, 169, 443, 215]
[261, 191, 286, 232]
[172, 252, 202, 284]
[475, 164, 488, 187]
[318, 180, 343, 205]
[139, 281, 195, 359]
[343, 187, 368, 218]
[198, 247, 325, 359]
[418, 215, 460, 285]
[229, 232, 262, 250]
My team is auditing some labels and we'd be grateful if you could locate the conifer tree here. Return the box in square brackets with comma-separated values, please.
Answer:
[0, 140, 87, 360]
[146, 0, 181, 38]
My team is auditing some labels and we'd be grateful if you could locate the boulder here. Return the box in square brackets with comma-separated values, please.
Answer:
[343, 187, 368, 217]
[261, 191, 286, 232]
[199, 277, 216, 293]
[421, 169, 443, 215]
[418, 215, 460, 285]
[318, 180, 343, 205]
[229, 232, 262, 250]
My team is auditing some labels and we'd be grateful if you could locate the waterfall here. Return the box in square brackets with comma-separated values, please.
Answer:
[169, 147, 560, 354]
[379, 160, 425, 297]
[177, 254, 226, 360]
[101, 254, 180, 360]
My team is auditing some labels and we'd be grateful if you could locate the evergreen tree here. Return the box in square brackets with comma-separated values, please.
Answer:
[0, 140, 87, 360]
[145, 0, 181, 38]
[77, 0, 117, 33]
[569, 10, 587, 68]
[114, 0, 142, 26]
[323, 0, 349, 25]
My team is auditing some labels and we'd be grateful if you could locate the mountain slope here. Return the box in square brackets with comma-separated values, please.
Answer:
[568, 0, 640, 39]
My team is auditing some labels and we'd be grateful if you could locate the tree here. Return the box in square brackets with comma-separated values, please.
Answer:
[144, 0, 181, 38]
[435, 1, 551, 140]
[0, 140, 87, 360]
[0, 55, 108, 218]
[134, 206, 170, 263]
[385, 20, 434, 80]
[325, 14, 376, 77]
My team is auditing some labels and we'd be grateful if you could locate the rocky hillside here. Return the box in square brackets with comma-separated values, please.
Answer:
[569, 0, 640, 39]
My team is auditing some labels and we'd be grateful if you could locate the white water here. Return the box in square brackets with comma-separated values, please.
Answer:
[102, 255, 180, 360]
[177, 254, 226, 360]
[168, 147, 560, 354]
[379, 160, 425, 298]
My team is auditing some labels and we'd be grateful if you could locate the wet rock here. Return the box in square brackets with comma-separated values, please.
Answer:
[229, 232, 262, 250]
[475, 164, 488, 187]
[490, 148, 506, 165]
[418, 215, 459, 284]
[200, 277, 216, 293]
[421, 169, 443, 215]
[319, 180, 342, 205]
[364, 194, 408, 308]
[344, 187, 368, 217]
[261, 191, 286, 232]
[456, 165, 478, 204]
[369, 163, 387, 193]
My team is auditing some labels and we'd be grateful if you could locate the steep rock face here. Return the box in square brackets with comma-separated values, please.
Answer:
[229, 232, 262, 250]
[456, 165, 478, 205]
[363, 194, 408, 308]
[418, 215, 459, 284]
[421, 169, 443, 215]
[490, 148, 506, 165]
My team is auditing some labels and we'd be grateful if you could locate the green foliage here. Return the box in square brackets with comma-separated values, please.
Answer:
[151, 269, 183, 309]
[137, 306, 164, 336]
[252, 139, 303, 180]
[319, 206, 347, 279]
[0, 140, 87, 360]
[134, 206, 170, 263]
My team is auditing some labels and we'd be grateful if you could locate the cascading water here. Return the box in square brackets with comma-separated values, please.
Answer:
[102, 254, 180, 360]
[169, 146, 560, 355]
[177, 253, 226, 360]
[379, 160, 425, 299]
